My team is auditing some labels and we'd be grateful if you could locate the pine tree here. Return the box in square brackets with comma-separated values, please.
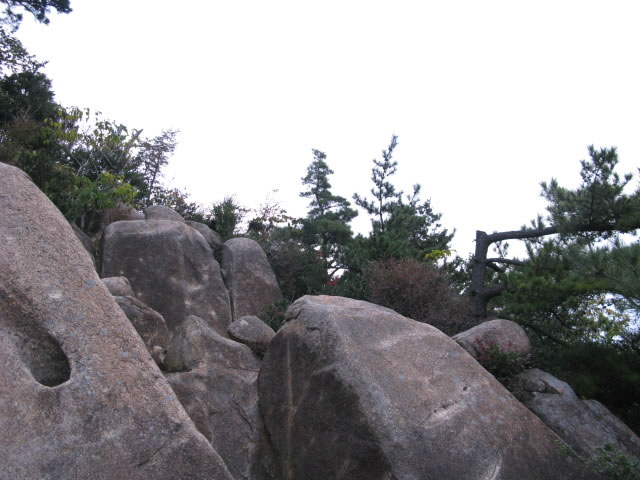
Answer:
[300, 149, 357, 276]
[350, 135, 453, 267]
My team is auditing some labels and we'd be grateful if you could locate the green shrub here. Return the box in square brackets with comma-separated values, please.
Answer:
[558, 441, 640, 480]
[472, 338, 526, 380]
[262, 299, 290, 332]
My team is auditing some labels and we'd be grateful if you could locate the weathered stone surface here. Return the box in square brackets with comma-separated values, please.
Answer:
[228, 315, 275, 356]
[222, 238, 282, 320]
[144, 204, 185, 222]
[453, 318, 531, 361]
[102, 276, 135, 297]
[186, 220, 224, 255]
[101, 220, 232, 336]
[516, 368, 640, 459]
[258, 295, 596, 480]
[0, 162, 232, 480]
[166, 315, 262, 480]
[113, 295, 171, 365]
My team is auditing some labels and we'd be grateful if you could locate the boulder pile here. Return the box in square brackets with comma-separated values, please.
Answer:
[3, 161, 636, 479]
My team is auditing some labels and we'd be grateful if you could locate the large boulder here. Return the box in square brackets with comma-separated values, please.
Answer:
[222, 238, 282, 320]
[258, 295, 597, 480]
[516, 368, 640, 459]
[453, 318, 531, 361]
[101, 220, 232, 336]
[0, 163, 232, 479]
[166, 315, 262, 480]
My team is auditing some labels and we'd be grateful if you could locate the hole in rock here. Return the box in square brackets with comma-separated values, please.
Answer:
[18, 327, 71, 387]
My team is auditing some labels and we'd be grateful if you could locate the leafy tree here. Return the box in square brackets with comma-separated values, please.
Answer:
[0, 35, 180, 223]
[1, 0, 71, 30]
[299, 149, 357, 276]
[471, 146, 640, 325]
[0, 26, 45, 74]
[208, 195, 249, 241]
[135, 129, 178, 206]
[247, 189, 292, 242]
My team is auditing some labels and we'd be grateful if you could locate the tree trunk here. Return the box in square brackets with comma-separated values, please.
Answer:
[470, 226, 558, 319]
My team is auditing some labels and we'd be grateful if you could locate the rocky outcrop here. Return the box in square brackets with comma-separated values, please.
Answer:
[144, 204, 185, 222]
[166, 315, 262, 480]
[0, 162, 232, 479]
[258, 295, 596, 480]
[101, 219, 232, 336]
[453, 318, 531, 361]
[516, 368, 640, 459]
[222, 238, 282, 320]
[228, 315, 276, 356]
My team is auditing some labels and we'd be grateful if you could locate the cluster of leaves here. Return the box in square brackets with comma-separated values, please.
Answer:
[558, 441, 640, 480]
[1, 0, 71, 31]
[262, 299, 290, 332]
[472, 338, 526, 380]
[0, 27, 184, 223]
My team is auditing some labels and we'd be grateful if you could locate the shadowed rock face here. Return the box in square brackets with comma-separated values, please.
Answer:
[228, 315, 276, 357]
[0, 162, 233, 480]
[102, 276, 135, 297]
[186, 221, 224, 257]
[258, 295, 598, 480]
[166, 315, 262, 480]
[516, 369, 640, 460]
[101, 220, 232, 336]
[222, 238, 282, 320]
[113, 295, 171, 364]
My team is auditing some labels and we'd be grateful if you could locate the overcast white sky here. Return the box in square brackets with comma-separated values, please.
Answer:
[15, 0, 640, 257]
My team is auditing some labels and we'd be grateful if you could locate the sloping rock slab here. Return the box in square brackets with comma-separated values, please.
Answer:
[516, 368, 640, 459]
[222, 238, 282, 320]
[0, 162, 232, 480]
[166, 315, 262, 480]
[258, 295, 596, 480]
[453, 318, 531, 361]
[101, 220, 231, 335]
